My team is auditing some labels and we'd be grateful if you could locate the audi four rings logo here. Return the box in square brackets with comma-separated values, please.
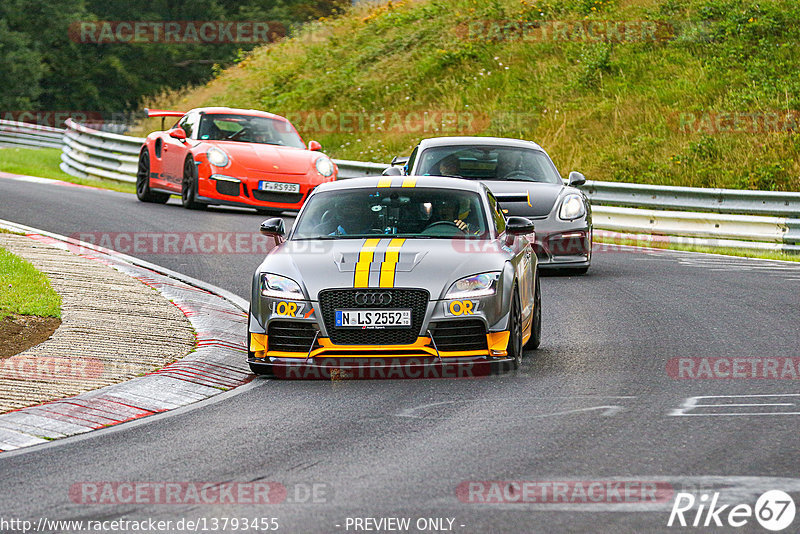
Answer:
[354, 292, 392, 305]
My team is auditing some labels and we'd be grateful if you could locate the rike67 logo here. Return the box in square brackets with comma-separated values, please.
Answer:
[668, 490, 796, 531]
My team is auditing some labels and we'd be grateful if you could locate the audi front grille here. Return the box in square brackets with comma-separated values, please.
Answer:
[318, 288, 429, 345]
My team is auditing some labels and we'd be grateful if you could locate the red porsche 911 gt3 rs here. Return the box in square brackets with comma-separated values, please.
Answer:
[136, 107, 338, 213]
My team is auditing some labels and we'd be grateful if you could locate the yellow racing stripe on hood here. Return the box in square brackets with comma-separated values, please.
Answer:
[379, 238, 406, 288]
[354, 238, 381, 288]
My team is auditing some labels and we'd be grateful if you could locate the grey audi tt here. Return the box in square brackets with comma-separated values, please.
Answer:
[248, 175, 541, 378]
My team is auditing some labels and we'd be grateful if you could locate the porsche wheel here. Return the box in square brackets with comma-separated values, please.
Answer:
[524, 275, 542, 350]
[136, 151, 169, 204]
[508, 288, 524, 370]
[181, 157, 205, 210]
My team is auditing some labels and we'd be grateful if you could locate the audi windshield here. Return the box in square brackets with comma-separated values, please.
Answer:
[291, 188, 489, 239]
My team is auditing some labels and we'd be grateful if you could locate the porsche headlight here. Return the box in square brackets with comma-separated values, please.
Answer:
[315, 156, 334, 177]
[261, 273, 303, 300]
[207, 146, 229, 167]
[559, 194, 586, 220]
[446, 272, 500, 299]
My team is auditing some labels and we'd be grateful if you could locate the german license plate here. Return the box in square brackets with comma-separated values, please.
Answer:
[335, 309, 411, 328]
[259, 181, 300, 193]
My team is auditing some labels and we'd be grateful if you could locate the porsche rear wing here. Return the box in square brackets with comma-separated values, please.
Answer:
[145, 108, 185, 130]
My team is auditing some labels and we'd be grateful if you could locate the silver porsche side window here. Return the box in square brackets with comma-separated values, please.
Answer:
[292, 188, 489, 240]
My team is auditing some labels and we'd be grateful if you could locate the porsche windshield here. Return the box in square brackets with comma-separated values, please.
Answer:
[292, 188, 489, 239]
[417, 146, 562, 184]
[197, 114, 305, 148]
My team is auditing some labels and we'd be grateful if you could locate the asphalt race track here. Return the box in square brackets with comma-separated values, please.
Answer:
[1, 176, 799, 533]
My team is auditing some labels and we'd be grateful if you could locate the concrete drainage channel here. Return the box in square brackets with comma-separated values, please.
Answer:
[0, 219, 253, 452]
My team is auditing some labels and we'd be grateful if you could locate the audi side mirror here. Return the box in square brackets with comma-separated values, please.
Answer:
[260, 218, 285, 237]
[308, 140, 322, 151]
[506, 216, 535, 236]
[568, 171, 586, 187]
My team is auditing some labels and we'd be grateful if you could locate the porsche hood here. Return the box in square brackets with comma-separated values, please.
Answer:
[481, 181, 565, 218]
[204, 141, 315, 175]
[258, 238, 511, 300]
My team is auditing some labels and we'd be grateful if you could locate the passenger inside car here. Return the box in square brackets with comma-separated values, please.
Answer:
[316, 196, 377, 235]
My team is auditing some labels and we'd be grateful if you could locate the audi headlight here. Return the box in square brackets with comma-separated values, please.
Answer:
[315, 156, 334, 177]
[446, 272, 500, 299]
[559, 194, 586, 220]
[261, 273, 303, 300]
[207, 146, 229, 167]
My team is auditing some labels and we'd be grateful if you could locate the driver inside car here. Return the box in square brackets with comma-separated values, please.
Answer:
[437, 155, 462, 178]
[318, 197, 376, 235]
[427, 199, 472, 233]
[495, 151, 524, 180]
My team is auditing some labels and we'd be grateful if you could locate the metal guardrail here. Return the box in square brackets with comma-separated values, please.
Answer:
[0, 120, 65, 149]
[3, 119, 798, 252]
[592, 206, 799, 252]
[333, 159, 390, 179]
[60, 119, 142, 183]
[583, 180, 800, 218]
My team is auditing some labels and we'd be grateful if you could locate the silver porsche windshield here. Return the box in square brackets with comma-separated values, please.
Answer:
[416, 145, 562, 184]
[197, 114, 305, 148]
[292, 188, 489, 239]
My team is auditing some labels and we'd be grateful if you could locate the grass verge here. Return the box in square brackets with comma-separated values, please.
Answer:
[0, 147, 136, 194]
[0, 247, 62, 320]
[137, 0, 800, 192]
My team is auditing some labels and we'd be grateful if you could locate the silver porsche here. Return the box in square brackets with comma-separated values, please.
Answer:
[386, 136, 592, 274]
[247, 176, 541, 379]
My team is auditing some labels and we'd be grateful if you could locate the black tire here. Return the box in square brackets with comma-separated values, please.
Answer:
[524, 275, 542, 350]
[508, 288, 524, 370]
[181, 157, 206, 210]
[136, 150, 170, 204]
